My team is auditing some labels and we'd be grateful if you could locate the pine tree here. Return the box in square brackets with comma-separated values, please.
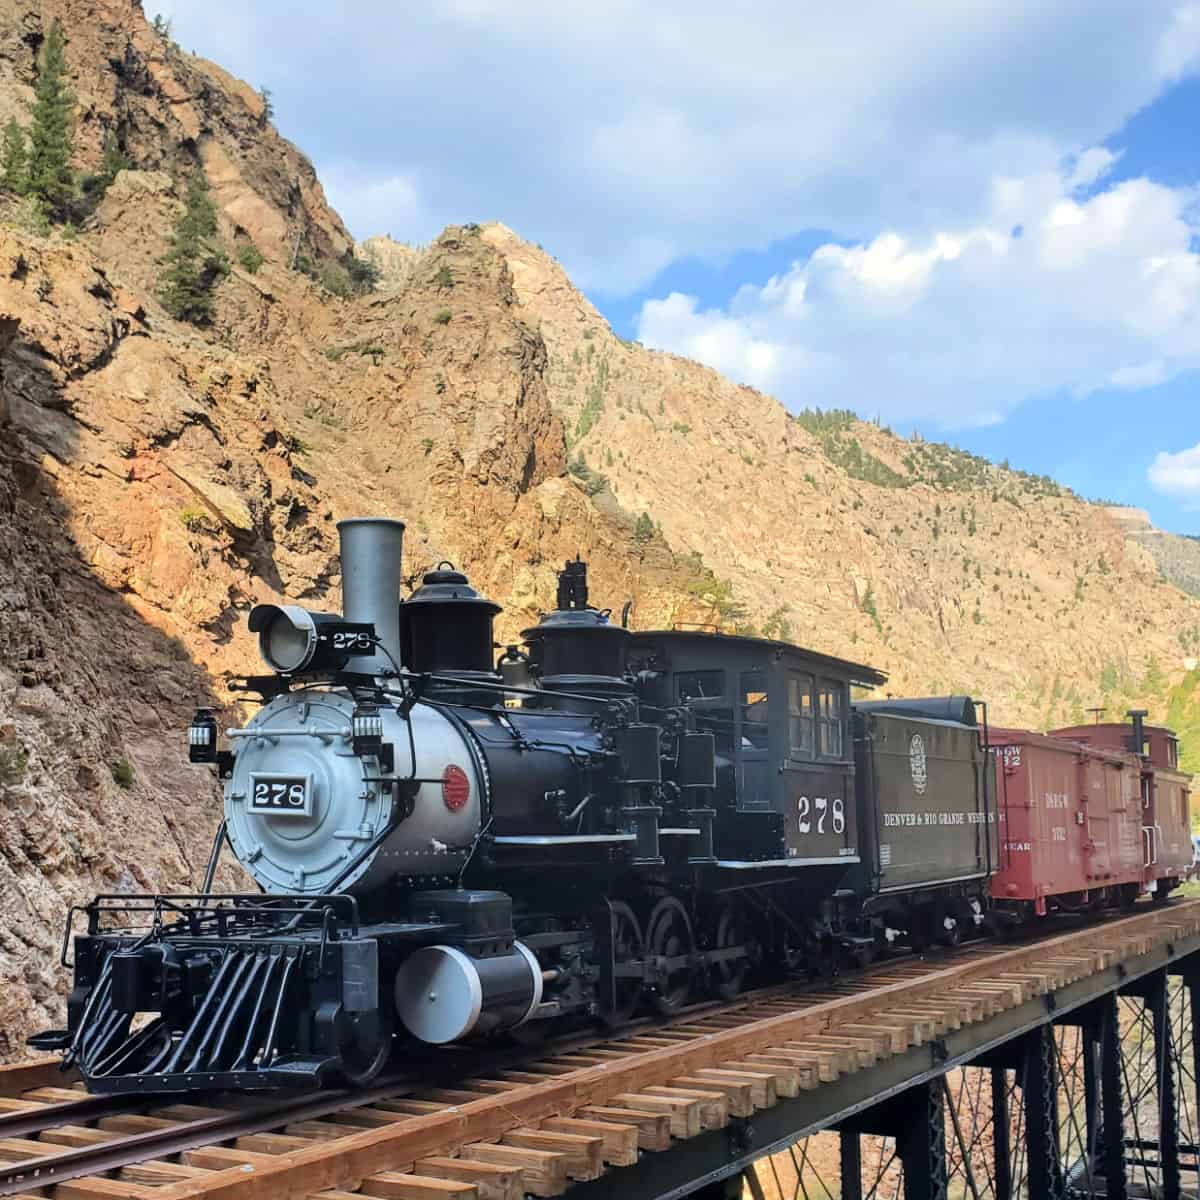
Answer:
[159, 173, 229, 324]
[99, 129, 128, 186]
[25, 20, 75, 219]
[1, 118, 28, 195]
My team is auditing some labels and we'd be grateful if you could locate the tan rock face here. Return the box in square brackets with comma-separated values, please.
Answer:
[359, 235, 423, 293]
[0, 440, 232, 1058]
[0, 0, 350, 263]
[0, 2, 1198, 1059]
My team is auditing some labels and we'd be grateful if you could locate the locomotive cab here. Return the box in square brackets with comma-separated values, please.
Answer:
[629, 631, 885, 878]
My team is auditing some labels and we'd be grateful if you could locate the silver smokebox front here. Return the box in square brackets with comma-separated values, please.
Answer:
[336, 517, 405, 674]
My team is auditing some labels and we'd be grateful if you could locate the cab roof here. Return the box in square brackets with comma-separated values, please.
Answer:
[628, 628, 888, 690]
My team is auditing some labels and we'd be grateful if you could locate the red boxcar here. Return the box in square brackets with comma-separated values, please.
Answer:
[990, 727, 1144, 916]
[1050, 718, 1192, 898]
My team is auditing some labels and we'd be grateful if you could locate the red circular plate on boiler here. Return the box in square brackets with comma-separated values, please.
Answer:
[442, 764, 470, 812]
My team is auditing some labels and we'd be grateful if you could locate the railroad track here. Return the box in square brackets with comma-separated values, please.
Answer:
[2, 900, 1198, 1200]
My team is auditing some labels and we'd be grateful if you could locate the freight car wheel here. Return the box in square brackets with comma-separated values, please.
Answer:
[907, 907, 933, 954]
[711, 901, 750, 1002]
[781, 927, 806, 977]
[936, 906, 963, 948]
[646, 896, 695, 1015]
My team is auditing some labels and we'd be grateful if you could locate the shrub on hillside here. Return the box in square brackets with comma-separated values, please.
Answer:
[237, 242, 265, 274]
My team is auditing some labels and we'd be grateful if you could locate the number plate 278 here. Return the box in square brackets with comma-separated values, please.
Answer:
[249, 774, 312, 817]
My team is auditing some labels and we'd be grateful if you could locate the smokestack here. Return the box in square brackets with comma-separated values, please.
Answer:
[1127, 708, 1148, 757]
[337, 517, 405, 674]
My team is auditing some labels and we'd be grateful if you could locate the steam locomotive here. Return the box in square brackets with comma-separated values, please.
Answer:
[32, 516, 1192, 1095]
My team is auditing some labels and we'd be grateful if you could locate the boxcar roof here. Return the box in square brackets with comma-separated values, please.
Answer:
[1050, 722, 1178, 740]
[990, 724, 1137, 763]
[628, 628, 888, 689]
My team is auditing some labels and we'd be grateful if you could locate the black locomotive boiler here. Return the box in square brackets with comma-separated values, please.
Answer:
[34, 516, 997, 1094]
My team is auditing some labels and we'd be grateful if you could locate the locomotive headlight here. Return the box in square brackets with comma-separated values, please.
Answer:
[247, 605, 377, 674]
[352, 704, 384, 756]
[249, 604, 321, 673]
[188, 708, 218, 763]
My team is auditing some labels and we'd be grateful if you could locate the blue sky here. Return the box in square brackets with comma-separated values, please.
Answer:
[158, 2, 1200, 534]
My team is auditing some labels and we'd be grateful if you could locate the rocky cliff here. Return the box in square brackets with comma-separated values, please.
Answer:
[1103, 506, 1200, 600]
[0, 0, 350, 262]
[0, 0, 1198, 1054]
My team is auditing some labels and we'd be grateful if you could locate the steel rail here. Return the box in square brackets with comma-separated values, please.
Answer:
[0, 1076, 412, 1196]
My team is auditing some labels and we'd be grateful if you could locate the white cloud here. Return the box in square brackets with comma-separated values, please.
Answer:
[1149, 442, 1200, 503]
[1110, 360, 1170, 390]
[1066, 147, 1120, 191]
[319, 167, 438, 247]
[640, 293, 783, 388]
[154, 1, 1200, 294]
[637, 164, 1200, 426]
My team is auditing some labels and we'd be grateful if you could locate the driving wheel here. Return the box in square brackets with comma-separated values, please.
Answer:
[711, 900, 750, 1001]
[645, 896, 695, 1015]
[605, 900, 645, 1025]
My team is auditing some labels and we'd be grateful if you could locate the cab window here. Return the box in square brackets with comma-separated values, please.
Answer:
[818, 680, 846, 759]
[739, 670, 769, 750]
[676, 670, 724, 703]
[1168, 737, 1179, 769]
[788, 672, 814, 757]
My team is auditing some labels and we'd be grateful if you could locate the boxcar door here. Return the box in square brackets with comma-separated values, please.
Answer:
[1082, 755, 1112, 882]
[1112, 761, 1142, 877]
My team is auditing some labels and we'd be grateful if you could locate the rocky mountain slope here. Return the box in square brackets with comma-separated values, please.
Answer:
[1104, 506, 1200, 599]
[0, 0, 1198, 1053]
